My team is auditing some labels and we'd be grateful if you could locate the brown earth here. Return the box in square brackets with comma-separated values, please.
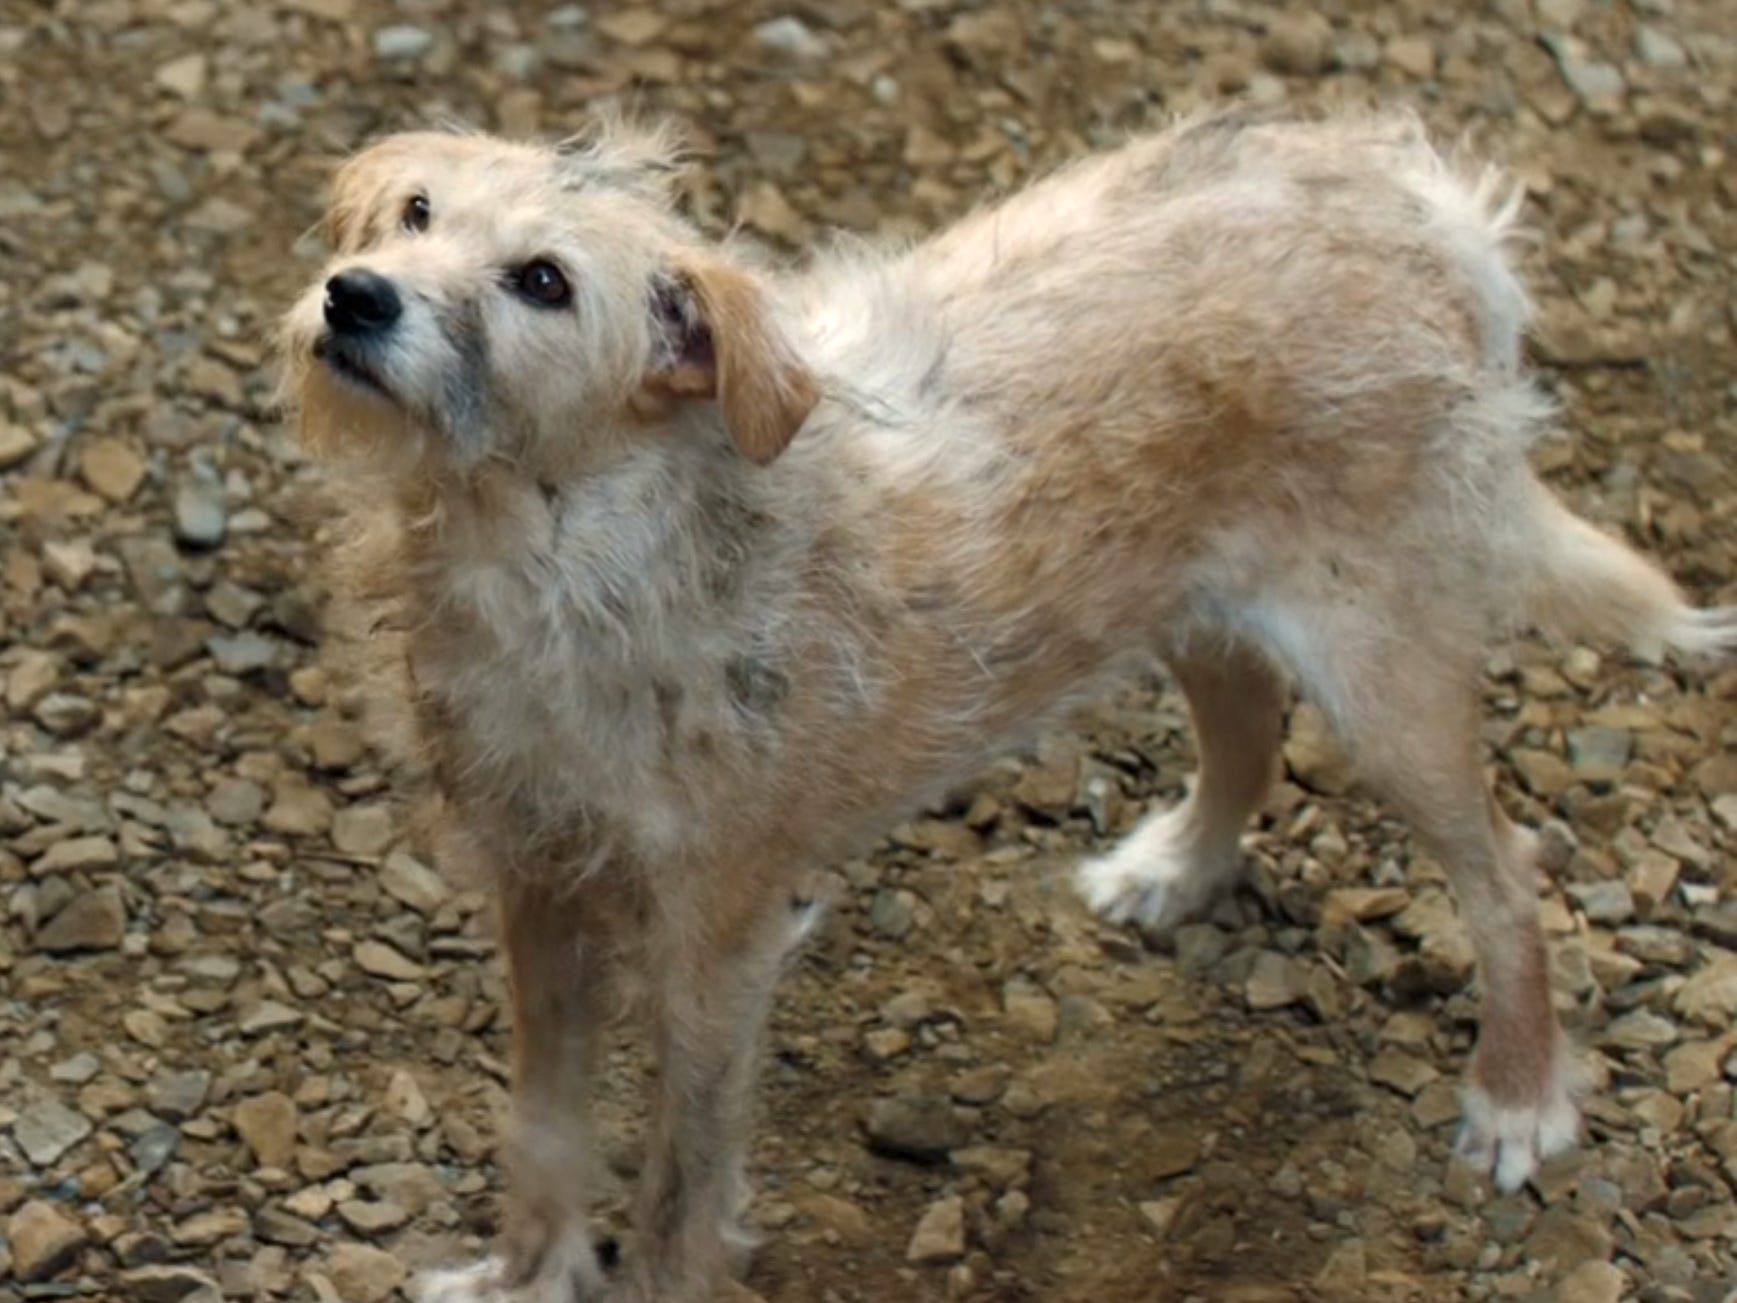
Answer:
[0, 2, 1734, 1302]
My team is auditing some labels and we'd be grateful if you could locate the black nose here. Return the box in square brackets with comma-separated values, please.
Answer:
[324, 269, 402, 335]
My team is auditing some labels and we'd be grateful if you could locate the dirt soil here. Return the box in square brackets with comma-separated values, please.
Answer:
[1, 1, 1735, 1301]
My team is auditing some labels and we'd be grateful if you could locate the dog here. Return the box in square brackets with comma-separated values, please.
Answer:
[279, 108, 1735, 1301]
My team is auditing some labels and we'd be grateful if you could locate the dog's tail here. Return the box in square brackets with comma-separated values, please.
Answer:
[1526, 484, 1736, 661]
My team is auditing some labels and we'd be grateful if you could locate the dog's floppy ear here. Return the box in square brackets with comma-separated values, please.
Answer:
[646, 256, 819, 466]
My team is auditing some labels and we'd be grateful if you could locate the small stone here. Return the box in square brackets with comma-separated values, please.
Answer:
[255, 1207, 319, 1247]
[372, 24, 433, 60]
[379, 851, 448, 913]
[1634, 26, 1686, 70]
[207, 631, 279, 674]
[1567, 880, 1633, 925]
[1139, 1197, 1182, 1238]
[1315, 1240, 1368, 1292]
[263, 780, 332, 836]
[948, 1065, 1008, 1105]
[351, 1162, 444, 1215]
[237, 1000, 304, 1036]
[42, 540, 98, 589]
[1323, 888, 1409, 924]
[121, 1265, 222, 1303]
[15, 1097, 93, 1166]
[171, 1207, 248, 1247]
[172, 485, 226, 548]
[35, 885, 126, 953]
[1548, 37, 1626, 108]
[737, 181, 807, 243]
[906, 1195, 966, 1265]
[1556, 1260, 1624, 1303]
[355, 940, 425, 981]
[1144, 1125, 1200, 1179]
[34, 835, 119, 876]
[595, 8, 666, 45]
[1246, 951, 1309, 1011]
[1627, 852, 1679, 914]
[8, 1200, 86, 1281]
[1675, 954, 1737, 1027]
[754, 15, 826, 61]
[49, 1052, 101, 1084]
[1003, 981, 1058, 1042]
[6, 650, 58, 710]
[385, 1070, 431, 1126]
[304, 718, 364, 769]
[333, 803, 394, 856]
[951, 1146, 1032, 1187]
[1385, 35, 1436, 79]
[130, 1123, 180, 1176]
[1512, 748, 1574, 798]
[1261, 12, 1334, 76]
[1601, 1009, 1678, 1051]
[1284, 704, 1355, 795]
[1174, 924, 1228, 977]
[1525, 1206, 1612, 1272]
[326, 1243, 407, 1301]
[153, 54, 207, 99]
[232, 1092, 298, 1168]
[206, 779, 264, 827]
[866, 1096, 969, 1163]
[1368, 1048, 1440, 1098]
[337, 1199, 409, 1235]
[1662, 1039, 1726, 1094]
[1566, 726, 1630, 783]
[1613, 924, 1691, 967]
[869, 888, 914, 939]
[33, 692, 100, 736]
[0, 419, 40, 468]
[80, 437, 147, 502]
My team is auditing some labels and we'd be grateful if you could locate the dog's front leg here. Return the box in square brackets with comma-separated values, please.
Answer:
[620, 883, 813, 1302]
[423, 875, 617, 1303]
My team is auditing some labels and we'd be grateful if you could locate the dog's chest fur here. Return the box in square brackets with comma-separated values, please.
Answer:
[390, 451, 864, 868]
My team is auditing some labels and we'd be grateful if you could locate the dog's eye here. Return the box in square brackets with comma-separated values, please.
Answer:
[513, 259, 572, 309]
[401, 194, 431, 233]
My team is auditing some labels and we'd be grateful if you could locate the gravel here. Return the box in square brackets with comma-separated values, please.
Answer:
[0, 0, 1732, 1300]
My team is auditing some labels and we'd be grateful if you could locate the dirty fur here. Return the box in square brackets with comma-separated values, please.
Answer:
[279, 108, 1735, 1303]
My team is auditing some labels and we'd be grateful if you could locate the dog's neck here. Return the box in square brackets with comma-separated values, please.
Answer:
[384, 421, 818, 652]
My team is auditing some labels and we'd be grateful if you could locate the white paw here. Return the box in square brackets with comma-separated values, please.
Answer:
[1455, 1078, 1580, 1192]
[416, 1258, 509, 1303]
[414, 1244, 605, 1303]
[1075, 811, 1229, 937]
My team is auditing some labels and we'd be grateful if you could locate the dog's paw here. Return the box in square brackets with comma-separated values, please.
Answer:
[1075, 815, 1227, 938]
[414, 1251, 606, 1303]
[1454, 1078, 1580, 1192]
[416, 1258, 510, 1303]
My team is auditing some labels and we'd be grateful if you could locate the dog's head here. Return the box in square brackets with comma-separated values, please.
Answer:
[280, 125, 818, 475]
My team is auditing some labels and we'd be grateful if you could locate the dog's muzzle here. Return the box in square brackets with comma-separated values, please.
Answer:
[324, 268, 402, 335]
[315, 268, 402, 397]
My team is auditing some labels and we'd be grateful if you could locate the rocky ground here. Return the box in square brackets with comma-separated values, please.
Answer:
[1, 0, 1735, 1300]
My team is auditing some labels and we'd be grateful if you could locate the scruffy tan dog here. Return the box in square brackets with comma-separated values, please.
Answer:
[280, 108, 1734, 1302]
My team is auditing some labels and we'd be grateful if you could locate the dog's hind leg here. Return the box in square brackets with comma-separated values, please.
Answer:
[1255, 598, 1577, 1191]
[1077, 639, 1285, 937]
